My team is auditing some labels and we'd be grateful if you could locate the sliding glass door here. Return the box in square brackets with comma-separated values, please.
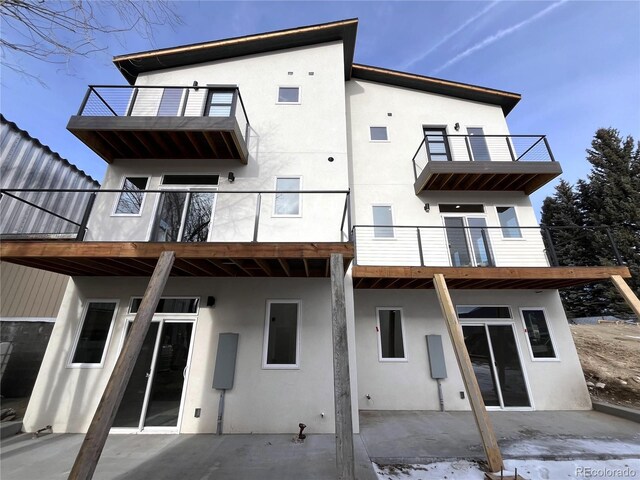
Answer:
[151, 190, 215, 242]
[444, 216, 493, 267]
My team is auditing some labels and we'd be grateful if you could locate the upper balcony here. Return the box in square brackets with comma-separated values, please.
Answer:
[67, 85, 250, 164]
[412, 132, 562, 194]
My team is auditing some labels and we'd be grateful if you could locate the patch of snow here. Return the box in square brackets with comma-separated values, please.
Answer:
[375, 459, 640, 480]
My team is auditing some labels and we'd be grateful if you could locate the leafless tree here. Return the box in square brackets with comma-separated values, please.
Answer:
[0, 0, 182, 79]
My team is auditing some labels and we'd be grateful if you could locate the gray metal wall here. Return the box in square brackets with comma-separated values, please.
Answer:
[0, 115, 100, 236]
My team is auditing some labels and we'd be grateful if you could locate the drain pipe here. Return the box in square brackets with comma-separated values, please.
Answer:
[436, 379, 444, 412]
[216, 390, 226, 435]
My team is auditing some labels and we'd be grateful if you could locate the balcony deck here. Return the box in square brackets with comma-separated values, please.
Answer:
[0, 242, 353, 278]
[352, 265, 632, 289]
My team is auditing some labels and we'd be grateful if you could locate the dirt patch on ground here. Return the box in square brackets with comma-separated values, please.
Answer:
[570, 323, 640, 408]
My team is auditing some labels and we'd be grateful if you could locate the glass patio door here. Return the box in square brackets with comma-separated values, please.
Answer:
[151, 190, 215, 242]
[461, 324, 530, 409]
[444, 217, 493, 267]
[113, 320, 193, 431]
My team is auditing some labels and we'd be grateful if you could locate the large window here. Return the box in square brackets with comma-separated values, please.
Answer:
[274, 177, 301, 216]
[497, 206, 522, 238]
[377, 308, 406, 361]
[467, 127, 491, 161]
[423, 127, 451, 162]
[157, 88, 184, 116]
[114, 177, 148, 215]
[70, 301, 118, 366]
[263, 301, 300, 368]
[520, 308, 558, 360]
[151, 175, 218, 242]
[372, 205, 394, 238]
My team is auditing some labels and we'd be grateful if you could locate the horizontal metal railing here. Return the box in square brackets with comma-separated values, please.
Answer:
[412, 134, 555, 181]
[0, 188, 351, 243]
[76, 85, 250, 143]
[352, 225, 625, 268]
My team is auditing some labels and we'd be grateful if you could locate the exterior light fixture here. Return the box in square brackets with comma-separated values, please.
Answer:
[328, 156, 334, 162]
[228, 172, 235, 183]
[454, 122, 460, 131]
[424, 203, 430, 213]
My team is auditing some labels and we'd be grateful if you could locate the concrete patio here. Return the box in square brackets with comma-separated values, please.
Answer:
[1, 410, 639, 479]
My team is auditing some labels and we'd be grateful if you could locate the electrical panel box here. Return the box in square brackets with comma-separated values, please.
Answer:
[212, 333, 239, 390]
[426, 335, 447, 380]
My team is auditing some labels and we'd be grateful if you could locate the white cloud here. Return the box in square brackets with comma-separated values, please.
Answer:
[433, 0, 568, 74]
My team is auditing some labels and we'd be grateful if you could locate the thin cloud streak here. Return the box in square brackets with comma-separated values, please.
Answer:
[400, 1, 499, 70]
[433, 0, 568, 74]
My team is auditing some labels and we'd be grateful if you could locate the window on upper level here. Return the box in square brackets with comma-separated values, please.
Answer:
[114, 177, 148, 215]
[205, 90, 234, 117]
[274, 177, 301, 216]
[157, 88, 184, 116]
[372, 205, 394, 238]
[497, 206, 522, 238]
[370, 126, 389, 141]
[69, 301, 118, 367]
[377, 308, 406, 361]
[423, 127, 451, 161]
[277, 87, 300, 104]
[467, 127, 491, 161]
[263, 300, 300, 368]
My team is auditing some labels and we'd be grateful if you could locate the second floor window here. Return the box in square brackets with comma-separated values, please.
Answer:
[205, 90, 234, 117]
[370, 126, 388, 141]
[497, 206, 522, 238]
[372, 205, 394, 238]
[274, 177, 301, 216]
[114, 177, 148, 215]
[277, 87, 300, 104]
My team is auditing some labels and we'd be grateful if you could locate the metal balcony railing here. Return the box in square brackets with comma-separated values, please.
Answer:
[76, 85, 250, 143]
[352, 225, 625, 268]
[0, 188, 351, 243]
[411, 134, 556, 181]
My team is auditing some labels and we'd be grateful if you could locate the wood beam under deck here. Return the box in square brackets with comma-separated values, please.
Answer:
[0, 241, 353, 278]
[352, 265, 632, 289]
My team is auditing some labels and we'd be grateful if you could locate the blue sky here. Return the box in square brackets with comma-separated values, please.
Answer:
[2, 1, 639, 217]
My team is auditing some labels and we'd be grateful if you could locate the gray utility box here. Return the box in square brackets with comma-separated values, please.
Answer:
[426, 335, 447, 379]
[212, 333, 239, 390]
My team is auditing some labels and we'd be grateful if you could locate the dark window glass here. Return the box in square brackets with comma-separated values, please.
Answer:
[266, 303, 298, 365]
[157, 88, 183, 116]
[115, 177, 148, 214]
[439, 204, 485, 213]
[522, 309, 556, 358]
[72, 302, 117, 364]
[457, 306, 511, 319]
[379, 309, 405, 359]
[497, 206, 522, 238]
[467, 127, 491, 161]
[424, 127, 451, 161]
[162, 175, 219, 185]
[129, 298, 199, 314]
[278, 87, 300, 103]
[462, 325, 500, 406]
[370, 127, 388, 141]
[487, 325, 530, 407]
[444, 217, 471, 267]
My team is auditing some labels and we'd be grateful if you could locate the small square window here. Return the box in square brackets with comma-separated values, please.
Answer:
[497, 206, 522, 238]
[377, 309, 406, 360]
[70, 301, 118, 366]
[277, 87, 300, 103]
[370, 126, 388, 141]
[521, 309, 557, 359]
[274, 177, 301, 216]
[263, 301, 300, 368]
[114, 177, 148, 215]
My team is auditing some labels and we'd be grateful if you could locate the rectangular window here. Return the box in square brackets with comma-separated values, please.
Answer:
[370, 126, 388, 141]
[263, 301, 300, 368]
[439, 204, 485, 214]
[521, 309, 557, 359]
[467, 127, 491, 161]
[274, 177, 301, 216]
[497, 206, 522, 238]
[129, 297, 199, 314]
[70, 301, 118, 365]
[205, 90, 234, 117]
[423, 127, 451, 162]
[377, 308, 406, 360]
[457, 306, 512, 319]
[277, 87, 300, 103]
[372, 205, 394, 238]
[157, 88, 184, 116]
[114, 177, 148, 215]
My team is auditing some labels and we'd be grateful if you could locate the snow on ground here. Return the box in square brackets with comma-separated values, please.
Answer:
[374, 458, 640, 479]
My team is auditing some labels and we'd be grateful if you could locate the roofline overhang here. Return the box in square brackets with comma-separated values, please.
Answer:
[113, 18, 358, 84]
[351, 64, 521, 115]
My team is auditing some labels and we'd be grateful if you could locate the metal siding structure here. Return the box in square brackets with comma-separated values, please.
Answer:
[0, 115, 99, 236]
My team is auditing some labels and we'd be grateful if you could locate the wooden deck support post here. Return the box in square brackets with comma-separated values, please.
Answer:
[433, 273, 503, 473]
[68, 251, 176, 480]
[610, 274, 640, 319]
[330, 253, 355, 480]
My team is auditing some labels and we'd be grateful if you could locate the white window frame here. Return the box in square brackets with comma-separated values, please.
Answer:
[67, 299, 119, 369]
[276, 86, 301, 105]
[127, 296, 201, 316]
[372, 204, 395, 240]
[111, 176, 150, 217]
[272, 176, 302, 218]
[146, 173, 219, 242]
[440, 210, 493, 267]
[262, 299, 301, 370]
[369, 126, 390, 142]
[376, 307, 407, 362]
[496, 205, 523, 240]
[519, 307, 560, 362]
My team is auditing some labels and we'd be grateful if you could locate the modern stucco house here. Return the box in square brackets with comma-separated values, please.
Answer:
[2, 19, 633, 439]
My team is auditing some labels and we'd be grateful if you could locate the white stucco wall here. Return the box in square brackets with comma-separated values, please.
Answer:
[23, 276, 360, 434]
[354, 288, 591, 412]
[85, 42, 350, 243]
